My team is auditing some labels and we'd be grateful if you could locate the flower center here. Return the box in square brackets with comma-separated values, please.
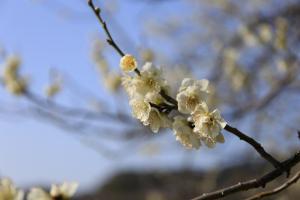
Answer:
[187, 95, 198, 107]
[146, 77, 155, 88]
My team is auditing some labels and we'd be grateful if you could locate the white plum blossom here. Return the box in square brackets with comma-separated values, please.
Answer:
[122, 75, 135, 98]
[27, 188, 51, 200]
[200, 133, 225, 148]
[132, 62, 168, 96]
[143, 108, 172, 133]
[176, 78, 209, 114]
[120, 54, 137, 72]
[122, 59, 172, 133]
[0, 178, 23, 200]
[129, 98, 171, 133]
[172, 116, 201, 149]
[27, 182, 78, 200]
[120, 55, 227, 148]
[129, 98, 152, 122]
[191, 102, 226, 146]
[50, 182, 78, 199]
[122, 62, 168, 99]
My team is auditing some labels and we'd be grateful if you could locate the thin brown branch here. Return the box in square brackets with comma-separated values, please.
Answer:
[246, 170, 300, 200]
[224, 124, 282, 169]
[88, 0, 142, 76]
[87, 0, 125, 57]
[191, 151, 300, 200]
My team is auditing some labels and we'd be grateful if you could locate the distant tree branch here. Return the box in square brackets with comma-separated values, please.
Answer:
[191, 151, 300, 200]
[246, 170, 300, 200]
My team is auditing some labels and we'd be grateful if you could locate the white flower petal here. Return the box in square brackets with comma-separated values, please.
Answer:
[27, 188, 51, 200]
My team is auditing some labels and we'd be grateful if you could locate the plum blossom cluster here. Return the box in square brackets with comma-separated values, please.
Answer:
[120, 54, 227, 149]
[27, 182, 78, 200]
[0, 178, 78, 200]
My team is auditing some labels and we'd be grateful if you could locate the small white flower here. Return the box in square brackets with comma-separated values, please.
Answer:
[121, 62, 168, 101]
[129, 98, 171, 132]
[176, 78, 209, 114]
[200, 133, 225, 148]
[122, 75, 135, 98]
[144, 92, 165, 105]
[27, 182, 78, 200]
[129, 98, 152, 122]
[0, 178, 24, 200]
[132, 62, 167, 96]
[172, 116, 201, 149]
[50, 182, 78, 199]
[27, 188, 51, 200]
[143, 108, 171, 133]
[191, 102, 226, 143]
[120, 54, 137, 72]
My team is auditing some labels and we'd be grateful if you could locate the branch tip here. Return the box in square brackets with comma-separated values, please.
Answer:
[87, 0, 93, 6]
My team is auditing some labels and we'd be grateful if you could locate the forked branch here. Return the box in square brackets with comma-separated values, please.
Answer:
[246, 170, 300, 200]
[191, 152, 300, 200]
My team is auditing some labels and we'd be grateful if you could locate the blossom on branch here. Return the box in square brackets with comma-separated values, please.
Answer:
[130, 98, 171, 133]
[120, 55, 226, 148]
[132, 62, 168, 96]
[144, 107, 171, 133]
[120, 54, 137, 72]
[191, 102, 226, 147]
[130, 98, 152, 122]
[173, 116, 201, 149]
[176, 78, 209, 114]
[122, 59, 172, 133]
[122, 62, 168, 99]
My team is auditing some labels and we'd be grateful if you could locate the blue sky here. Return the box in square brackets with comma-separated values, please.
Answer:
[0, 0, 251, 193]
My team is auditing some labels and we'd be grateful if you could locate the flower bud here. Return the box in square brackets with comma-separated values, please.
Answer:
[120, 54, 137, 72]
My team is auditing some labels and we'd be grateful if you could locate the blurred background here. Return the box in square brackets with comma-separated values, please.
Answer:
[0, 0, 299, 199]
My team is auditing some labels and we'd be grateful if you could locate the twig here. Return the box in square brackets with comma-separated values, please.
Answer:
[88, 0, 142, 76]
[88, 0, 125, 57]
[246, 170, 300, 200]
[190, 151, 300, 200]
[224, 124, 282, 169]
